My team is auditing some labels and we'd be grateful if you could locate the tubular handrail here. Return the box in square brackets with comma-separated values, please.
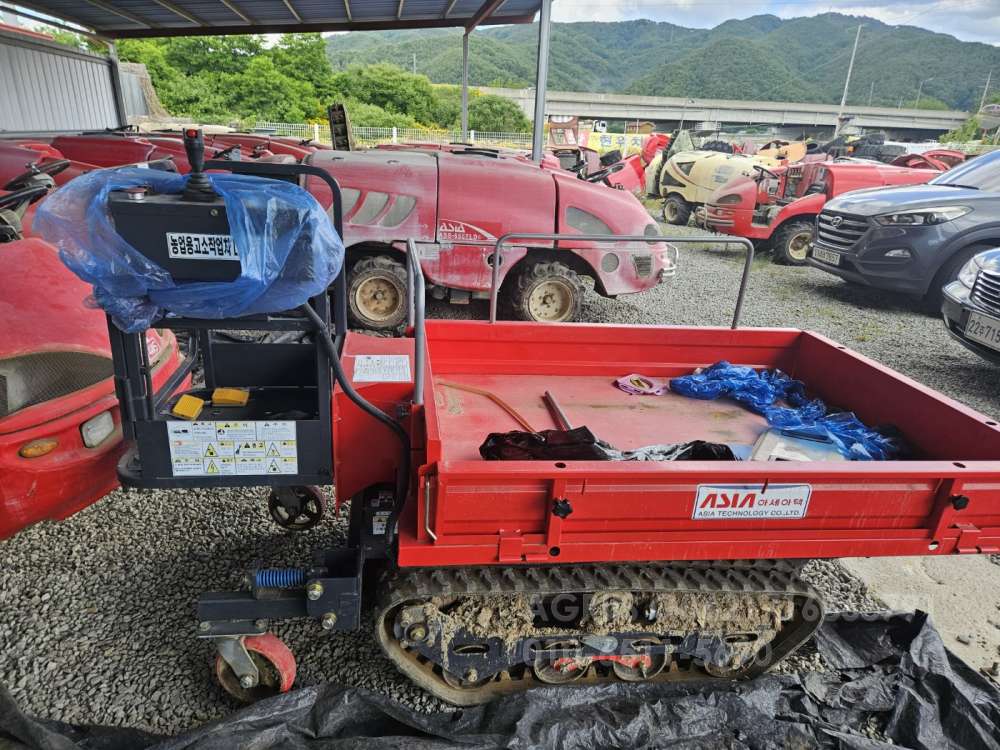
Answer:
[487, 233, 755, 329]
[405, 239, 427, 406]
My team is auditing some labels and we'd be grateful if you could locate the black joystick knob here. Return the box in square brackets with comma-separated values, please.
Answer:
[182, 127, 216, 201]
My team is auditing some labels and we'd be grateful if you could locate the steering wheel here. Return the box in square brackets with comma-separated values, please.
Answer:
[0, 184, 49, 211]
[3, 159, 71, 191]
[212, 144, 241, 160]
[585, 161, 626, 184]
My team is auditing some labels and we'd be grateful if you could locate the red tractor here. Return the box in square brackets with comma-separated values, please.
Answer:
[701, 160, 943, 264]
[304, 148, 676, 328]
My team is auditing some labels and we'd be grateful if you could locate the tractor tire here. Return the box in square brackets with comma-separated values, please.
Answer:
[662, 195, 692, 226]
[771, 221, 816, 266]
[507, 261, 585, 323]
[347, 255, 408, 331]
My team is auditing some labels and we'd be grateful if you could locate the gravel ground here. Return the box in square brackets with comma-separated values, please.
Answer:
[2, 212, 995, 736]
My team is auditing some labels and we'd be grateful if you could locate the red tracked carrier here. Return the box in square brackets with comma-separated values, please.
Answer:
[328, 319, 1000, 703]
[336, 320, 1000, 567]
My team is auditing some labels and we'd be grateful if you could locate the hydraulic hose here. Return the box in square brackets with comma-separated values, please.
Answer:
[301, 304, 411, 539]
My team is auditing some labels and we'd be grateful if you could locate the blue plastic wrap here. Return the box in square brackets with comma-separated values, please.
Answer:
[670, 361, 903, 460]
[34, 167, 344, 332]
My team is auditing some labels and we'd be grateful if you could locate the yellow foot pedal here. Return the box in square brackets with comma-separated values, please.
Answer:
[171, 394, 205, 420]
[211, 387, 250, 407]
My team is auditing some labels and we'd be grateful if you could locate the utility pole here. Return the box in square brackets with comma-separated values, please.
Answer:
[867, 81, 875, 106]
[980, 69, 993, 112]
[914, 77, 933, 108]
[914, 77, 935, 108]
[412, 53, 416, 74]
[835, 24, 863, 136]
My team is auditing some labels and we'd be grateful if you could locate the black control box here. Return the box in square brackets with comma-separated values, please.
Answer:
[109, 190, 239, 282]
[108, 127, 242, 283]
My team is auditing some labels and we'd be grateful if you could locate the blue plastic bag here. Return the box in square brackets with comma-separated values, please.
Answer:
[670, 361, 902, 461]
[34, 167, 345, 332]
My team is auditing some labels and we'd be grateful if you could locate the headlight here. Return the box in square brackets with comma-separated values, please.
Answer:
[872, 206, 971, 226]
[81, 410, 116, 448]
[957, 255, 983, 288]
[716, 193, 742, 205]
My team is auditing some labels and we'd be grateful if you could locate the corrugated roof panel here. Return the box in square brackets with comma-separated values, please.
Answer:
[15, 0, 541, 37]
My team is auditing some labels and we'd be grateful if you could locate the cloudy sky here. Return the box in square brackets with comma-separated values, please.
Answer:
[551, 0, 1000, 45]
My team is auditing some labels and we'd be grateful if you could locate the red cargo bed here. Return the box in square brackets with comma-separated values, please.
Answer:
[335, 321, 1000, 568]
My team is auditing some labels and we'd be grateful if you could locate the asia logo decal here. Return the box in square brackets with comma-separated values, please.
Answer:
[692, 484, 812, 520]
[438, 220, 495, 243]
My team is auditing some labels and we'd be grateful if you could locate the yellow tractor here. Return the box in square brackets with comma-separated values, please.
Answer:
[646, 135, 807, 225]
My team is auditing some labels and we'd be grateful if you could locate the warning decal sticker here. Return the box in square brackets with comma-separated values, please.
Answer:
[167, 421, 297, 477]
[692, 483, 811, 520]
[353, 354, 412, 383]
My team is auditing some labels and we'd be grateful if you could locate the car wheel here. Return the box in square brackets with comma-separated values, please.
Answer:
[771, 221, 815, 266]
[923, 244, 986, 311]
[661, 195, 692, 225]
[507, 261, 584, 323]
[347, 255, 408, 331]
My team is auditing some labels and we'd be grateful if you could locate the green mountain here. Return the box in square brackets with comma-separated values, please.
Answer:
[325, 14, 1000, 111]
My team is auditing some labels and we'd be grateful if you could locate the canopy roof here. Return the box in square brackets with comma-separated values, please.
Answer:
[13, 0, 542, 39]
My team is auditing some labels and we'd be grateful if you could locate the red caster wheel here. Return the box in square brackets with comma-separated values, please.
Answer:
[214, 633, 297, 702]
[267, 485, 326, 531]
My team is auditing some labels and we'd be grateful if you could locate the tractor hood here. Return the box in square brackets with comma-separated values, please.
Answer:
[826, 183, 986, 217]
[306, 149, 439, 244]
[0, 238, 110, 359]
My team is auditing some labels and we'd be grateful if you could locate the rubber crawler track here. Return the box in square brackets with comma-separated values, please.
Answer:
[375, 560, 823, 705]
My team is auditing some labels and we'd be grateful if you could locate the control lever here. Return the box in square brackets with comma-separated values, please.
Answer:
[182, 127, 217, 202]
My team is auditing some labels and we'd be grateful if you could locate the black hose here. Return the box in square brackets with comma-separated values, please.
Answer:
[301, 304, 411, 540]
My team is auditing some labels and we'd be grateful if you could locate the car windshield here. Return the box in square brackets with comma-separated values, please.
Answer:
[929, 152, 1000, 192]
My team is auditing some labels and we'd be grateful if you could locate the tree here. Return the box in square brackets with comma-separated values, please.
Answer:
[940, 117, 982, 144]
[47, 30, 105, 54]
[221, 56, 322, 122]
[332, 64, 436, 124]
[429, 85, 462, 129]
[270, 33, 337, 99]
[343, 100, 420, 128]
[468, 95, 530, 132]
[162, 35, 264, 76]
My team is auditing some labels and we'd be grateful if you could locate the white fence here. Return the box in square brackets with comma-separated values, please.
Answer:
[253, 121, 532, 150]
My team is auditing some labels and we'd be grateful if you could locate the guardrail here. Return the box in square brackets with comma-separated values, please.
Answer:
[253, 121, 533, 150]
[487, 233, 755, 329]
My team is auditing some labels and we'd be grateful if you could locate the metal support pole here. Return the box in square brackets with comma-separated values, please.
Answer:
[461, 32, 470, 142]
[107, 43, 129, 129]
[531, 0, 552, 163]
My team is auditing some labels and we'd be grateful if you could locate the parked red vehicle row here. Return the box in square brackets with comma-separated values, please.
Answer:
[0, 155, 189, 539]
[700, 158, 950, 264]
[0, 221, 186, 539]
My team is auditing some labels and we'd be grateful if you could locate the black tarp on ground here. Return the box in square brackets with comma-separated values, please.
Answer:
[2, 612, 999, 750]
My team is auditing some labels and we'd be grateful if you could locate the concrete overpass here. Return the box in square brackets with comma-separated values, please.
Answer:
[482, 87, 969, 137]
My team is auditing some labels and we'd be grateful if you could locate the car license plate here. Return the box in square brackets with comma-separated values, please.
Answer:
[812, 247, 841, 266]
[965, 311, 1000, 352]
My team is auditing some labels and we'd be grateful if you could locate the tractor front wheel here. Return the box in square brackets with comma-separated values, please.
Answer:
[771, 221, 815, 266]
[661, 195, 692, 226]
[507, 261, 584, 323]
[347, 255, 408, 331]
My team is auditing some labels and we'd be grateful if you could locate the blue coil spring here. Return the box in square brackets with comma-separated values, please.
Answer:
[255, 567, 306, 589]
